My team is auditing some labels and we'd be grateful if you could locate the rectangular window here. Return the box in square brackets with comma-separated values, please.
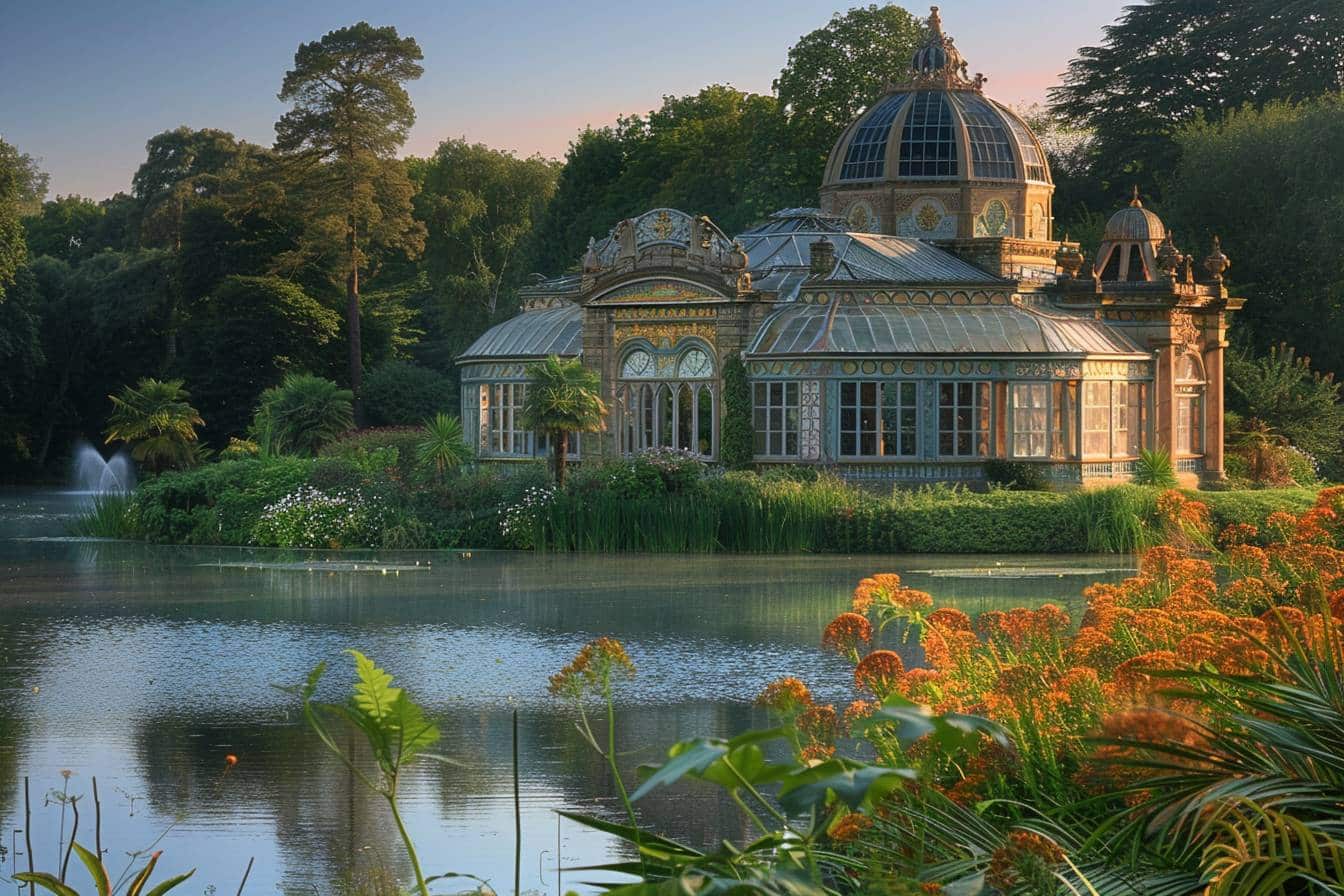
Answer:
[840, 381, 918, 457]
[880, 381, 919, 457]
[1051, 381, 1076, 459]
[1177, 394, 1203, 455]
[1125, 383, 1147, 456]
[1082, 381, 1111, 458]
[839, 381, 879, 457]
[754, 382, 800, 457]
[488, 383, 530, 456]
[938, 381, 990, 457]
[1011, 383, 1049, 458]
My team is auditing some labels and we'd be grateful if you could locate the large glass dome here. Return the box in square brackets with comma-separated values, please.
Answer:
[821, 8, 1051, 189]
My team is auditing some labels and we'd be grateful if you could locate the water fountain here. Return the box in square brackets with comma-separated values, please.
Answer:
[70, 440, 135, 494]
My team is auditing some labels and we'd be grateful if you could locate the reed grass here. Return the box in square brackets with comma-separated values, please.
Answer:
[68, 492, 135, 538]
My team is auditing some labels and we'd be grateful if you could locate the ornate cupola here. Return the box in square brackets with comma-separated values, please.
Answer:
[1093, 188, 1168, 282]
[817, 7, 1060, 280]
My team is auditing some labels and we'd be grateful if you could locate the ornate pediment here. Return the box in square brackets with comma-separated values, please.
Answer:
[591, 277, 726, 306]
[580, 208, 751, 297]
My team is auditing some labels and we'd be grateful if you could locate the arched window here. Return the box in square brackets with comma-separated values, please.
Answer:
[616, 344, 718, 457]
[622, 349, 656, 378]
[1176, 352, 1206, 457]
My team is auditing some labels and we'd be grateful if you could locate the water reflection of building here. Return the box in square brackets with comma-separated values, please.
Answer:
[460, 8, 1240, 488]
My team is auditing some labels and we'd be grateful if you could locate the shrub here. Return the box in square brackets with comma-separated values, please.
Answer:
[220, 437, 259, 459]
[319, 427, 425, 479]
[719, 352, 753, 469]
[1133, 448, 1178, 487]
[416, 413, 472, 480]
[127, 456, 314, 544]
[361, 361, 454, 426]
[250, 486, 394, 549]
[251, 373, 354, 456]
[983, 459, 1049, 491]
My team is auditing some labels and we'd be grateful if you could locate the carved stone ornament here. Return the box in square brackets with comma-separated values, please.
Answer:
[1171, 310, 1200, 350]
[1203, 235, 1230, 283]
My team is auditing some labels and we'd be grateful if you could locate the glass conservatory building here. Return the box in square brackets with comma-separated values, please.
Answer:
[458, 9, 1241, 486]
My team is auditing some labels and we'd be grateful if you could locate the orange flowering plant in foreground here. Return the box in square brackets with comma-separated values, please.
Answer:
[791, 488, 1344, 803]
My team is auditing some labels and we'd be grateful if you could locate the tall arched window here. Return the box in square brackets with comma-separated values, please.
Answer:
[616, 344, 717, 457]
[1175, 352, 1206, 457]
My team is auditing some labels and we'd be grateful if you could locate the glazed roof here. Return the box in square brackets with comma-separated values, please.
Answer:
[739, 212, 1001, 303]
[459, 302, 582, 361]
[750, 299, 1145, 356]
[821, 8, 1050, 187]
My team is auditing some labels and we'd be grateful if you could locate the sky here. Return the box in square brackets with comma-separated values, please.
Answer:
[1, 0, 1129, 200]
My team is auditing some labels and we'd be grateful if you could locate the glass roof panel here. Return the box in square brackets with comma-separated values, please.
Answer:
[954, 94, 1016, 180]
[839, 93, 910, 181]
[898, 92, 959, 178]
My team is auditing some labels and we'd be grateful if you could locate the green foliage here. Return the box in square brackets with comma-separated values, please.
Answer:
[1133, 448, 1178, 487]
[1165, 96, 1344, 385]
[1050, 0, 1344, 201]
[407, 138, 559, 313]
[251, 373, 354, 456]
[415, 412, 471, 479]
[126, 456, 314, 544]
[288, 651, 456, 896]
[773, 3, 928, 193]
[16, 843, 193, 896]
[520, 355, 607, 486]
[982, 459, 1049, 491]
[1198, 487, 1318, 533]
[0, 137, 44, 302]
[527, 86, 806, 273]
[22, 196, 108, 262]
[250, 484, 393, 549]
[274, 22, 427, 402]
[68, 492, 135, 539]
[319, 426, 425, 477]
[361, 360, 453, 426]
[104, 377, 205, 472]
[720, 352, 753, 470]
[1226, 342, 1344, 479]
[184, 275, 341, 441]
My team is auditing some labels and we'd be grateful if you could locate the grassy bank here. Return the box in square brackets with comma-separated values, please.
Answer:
[77, 438, 1322, 554]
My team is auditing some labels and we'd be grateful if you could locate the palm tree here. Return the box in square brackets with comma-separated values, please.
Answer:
[251, 373, 354, 456]
[104, 378, 205, 473]
[521, 355, 607, 487]
[416, 413, 472, 481]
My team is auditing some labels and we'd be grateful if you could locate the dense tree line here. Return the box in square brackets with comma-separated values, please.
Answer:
[2, 1, 1343, 478]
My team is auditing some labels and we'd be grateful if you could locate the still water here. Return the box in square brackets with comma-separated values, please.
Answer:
[0, 490, 1133, 895]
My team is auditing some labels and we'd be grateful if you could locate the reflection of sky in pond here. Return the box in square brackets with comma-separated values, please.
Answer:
[1, 490, 1136, 894]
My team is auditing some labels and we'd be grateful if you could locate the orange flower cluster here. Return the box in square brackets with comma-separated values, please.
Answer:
[548, 637, 636, 701]
[854, 650, 905, 698]
[823, 612, 873, 657]
[755, 676, 813, 714]
[829, 812, 873, 842]
[985, 831, 1066, 892]
[796, 488, 1344, 810]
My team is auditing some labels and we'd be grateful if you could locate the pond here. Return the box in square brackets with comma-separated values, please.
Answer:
[0, 490, 1134, 895]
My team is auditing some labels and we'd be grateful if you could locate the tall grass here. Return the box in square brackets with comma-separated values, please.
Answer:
[68, 492, 135, 538]
[536, 477, 1188, 555]
[1069, 484, 1159, 553]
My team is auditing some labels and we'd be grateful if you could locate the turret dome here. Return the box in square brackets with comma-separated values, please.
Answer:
[1102, 189, 1166, 242]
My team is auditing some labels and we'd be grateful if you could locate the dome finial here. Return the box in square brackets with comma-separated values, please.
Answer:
[1130, 185, 1143, 208]
[929, 6, 943, 36]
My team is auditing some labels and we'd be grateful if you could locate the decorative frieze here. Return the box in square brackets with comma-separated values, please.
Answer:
[614, 322, 717, 349]
[612, 305, 717, 320]
[800, 380, 822, 461]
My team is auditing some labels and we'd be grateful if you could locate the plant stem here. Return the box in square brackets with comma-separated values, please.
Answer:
[236, 856, 255, 896]
[386, 793, 429, 896]
[92, 777, 102, 862]
[604, 684, 645, 876]
[60, 797, 79, 884]
[514, 709, 521, 896]
[24, 777, 34, 896]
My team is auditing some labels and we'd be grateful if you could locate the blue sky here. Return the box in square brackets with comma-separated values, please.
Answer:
[1, 0, 1128, 199]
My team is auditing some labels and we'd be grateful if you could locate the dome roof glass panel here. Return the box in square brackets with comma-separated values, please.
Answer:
[898, 91, 958, 178]
[952, 94, 1016, 180]
[838, 93, 910, 181]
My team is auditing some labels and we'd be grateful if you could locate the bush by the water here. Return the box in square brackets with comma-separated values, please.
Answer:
[101, 448, 1323, 554]
[360, 361, 454, 427]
